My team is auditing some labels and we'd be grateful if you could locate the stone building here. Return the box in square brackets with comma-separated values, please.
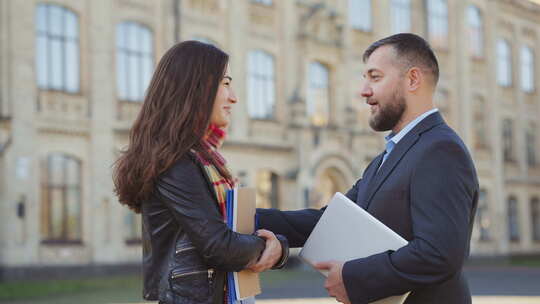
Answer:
[0, 0, 539, 277]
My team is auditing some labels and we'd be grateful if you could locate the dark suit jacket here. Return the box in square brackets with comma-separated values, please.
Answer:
[257, 112, 479, 304]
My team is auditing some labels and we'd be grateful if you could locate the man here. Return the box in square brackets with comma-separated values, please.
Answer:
[255, 33, 479, 304]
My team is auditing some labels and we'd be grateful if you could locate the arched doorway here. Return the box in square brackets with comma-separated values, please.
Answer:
[309, 167, 348, 209]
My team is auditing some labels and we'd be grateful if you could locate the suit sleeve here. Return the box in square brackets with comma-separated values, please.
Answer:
[342, 141, 478, 303]
[157, 157, 265, 272]
[256, 179, 362, 248]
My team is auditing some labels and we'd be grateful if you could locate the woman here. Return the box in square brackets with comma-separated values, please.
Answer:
[113, 41, 288, 304]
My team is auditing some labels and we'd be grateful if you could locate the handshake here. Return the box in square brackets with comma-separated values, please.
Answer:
[247, 228, 350, 304]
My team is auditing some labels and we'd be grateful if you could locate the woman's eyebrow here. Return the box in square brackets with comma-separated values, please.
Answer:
[224, 76, 232, 81]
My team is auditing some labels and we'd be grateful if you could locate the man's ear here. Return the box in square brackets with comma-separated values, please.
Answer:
[406, 67, 423, 92]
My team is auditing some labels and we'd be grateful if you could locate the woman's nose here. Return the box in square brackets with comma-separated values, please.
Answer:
[229, 89, 238, 104]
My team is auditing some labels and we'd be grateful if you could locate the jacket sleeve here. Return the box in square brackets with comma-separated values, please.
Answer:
[342, 140, 478, 303]
[256, 179, 362, 248]
[156, 156, 265, 272]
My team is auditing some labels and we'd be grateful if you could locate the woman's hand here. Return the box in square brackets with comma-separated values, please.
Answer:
[248, 229, 282, 273]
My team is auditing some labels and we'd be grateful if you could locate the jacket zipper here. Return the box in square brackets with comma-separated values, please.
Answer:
[175, 246, 195, 254]
[171, 270, 207, 279]
[170, 268, 215, 280]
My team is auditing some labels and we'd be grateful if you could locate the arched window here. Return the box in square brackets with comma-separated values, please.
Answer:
[247, 50, 275, 119]
[507, 196, 520, 242]
[307, 62, 330, 126]
[497, 39, 512, 87]
[41, 153, 82, 242]
[116, 22, 154, 102]
[390, 0, 411, 34]
[467, 5, 483, 58]
[36, 4, 80, 93]
[426, 0, 448, 49]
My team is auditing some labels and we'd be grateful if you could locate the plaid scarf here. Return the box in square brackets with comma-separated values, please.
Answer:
[192, 124, 236, 304]
[193, 124, 235, 220]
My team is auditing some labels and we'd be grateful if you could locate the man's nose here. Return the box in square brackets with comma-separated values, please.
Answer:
[360, 83, 373, 98]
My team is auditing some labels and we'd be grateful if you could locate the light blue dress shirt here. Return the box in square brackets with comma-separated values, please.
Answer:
[379, 108, 439, 169]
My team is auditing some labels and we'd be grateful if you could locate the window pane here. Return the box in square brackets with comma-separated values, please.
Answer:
[308, 62, 329, 125]
[49, 5, 64, 37]
[467, 6, 483, 57]
[141, 57, 153, 100]
[50, 188, 64, 239]
[391, 0, 411, 34]
[127, 23, 138, 52]
[521, 47, 534, 92]
[349, 0, 371, 31]
[508, 198, 520, 241]
[532, 199, 540, 241]
[65, 41, 79, 93]
[48, 155, 64, 186]
[36, 36, 49, 88]
[117, 50, 128, 100]
[65, 158, 80, 186]
[65, 11, 78, 40]
[141, 28, 152, 55]
[117, 24, 127, 49]
[247, 51, 275, 119]
[128, 53, 140, 101]
[427, 0, 448, 48]
[36, 4, 48, 33]
[66, 187, 81, 240]
[497, 40, 512, 86]
[50, 39, 64, 90]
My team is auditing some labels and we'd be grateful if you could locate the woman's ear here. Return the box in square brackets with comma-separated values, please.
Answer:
[407, 67, 423, 92]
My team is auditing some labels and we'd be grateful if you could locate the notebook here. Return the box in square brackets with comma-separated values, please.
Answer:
[226, 188, 261, 303]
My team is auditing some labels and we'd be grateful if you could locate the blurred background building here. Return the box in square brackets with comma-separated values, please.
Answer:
[0, 0, 539, 279]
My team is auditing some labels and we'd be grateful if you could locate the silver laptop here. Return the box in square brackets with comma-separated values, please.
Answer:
[299, 192, 410, 304]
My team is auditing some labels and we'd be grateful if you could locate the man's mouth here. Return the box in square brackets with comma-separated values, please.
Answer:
[366, 99, 378, 113]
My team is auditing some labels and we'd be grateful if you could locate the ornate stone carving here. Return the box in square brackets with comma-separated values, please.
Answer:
[297, 2, 344, 47]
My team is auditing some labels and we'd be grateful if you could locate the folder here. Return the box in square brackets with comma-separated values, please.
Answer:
[299, 192, 410, 304]
[226, 188, 261, 303]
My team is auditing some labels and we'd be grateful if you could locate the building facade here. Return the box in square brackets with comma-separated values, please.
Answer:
[0, 0, 539, 276]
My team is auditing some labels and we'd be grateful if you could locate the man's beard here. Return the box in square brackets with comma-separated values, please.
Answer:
[368, 89, 406, 132]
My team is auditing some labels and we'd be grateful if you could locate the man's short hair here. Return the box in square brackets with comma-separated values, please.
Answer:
[363, 33, 439, 85]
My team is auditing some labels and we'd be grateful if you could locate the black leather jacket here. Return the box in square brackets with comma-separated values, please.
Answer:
[141, 153, 286, 304]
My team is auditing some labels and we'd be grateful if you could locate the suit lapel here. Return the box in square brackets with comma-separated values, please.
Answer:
[356, 153, 385, 209]
[364, 112, 445, 209]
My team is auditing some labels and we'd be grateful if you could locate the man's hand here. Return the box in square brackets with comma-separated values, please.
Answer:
[248, 229, 282, 273]
[315, 261, 351, 304]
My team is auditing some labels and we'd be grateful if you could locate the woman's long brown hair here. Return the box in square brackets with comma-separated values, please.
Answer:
[113, 41, 231, 213]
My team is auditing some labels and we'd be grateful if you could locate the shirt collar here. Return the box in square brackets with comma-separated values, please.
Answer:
[385, 108, 439, 145]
